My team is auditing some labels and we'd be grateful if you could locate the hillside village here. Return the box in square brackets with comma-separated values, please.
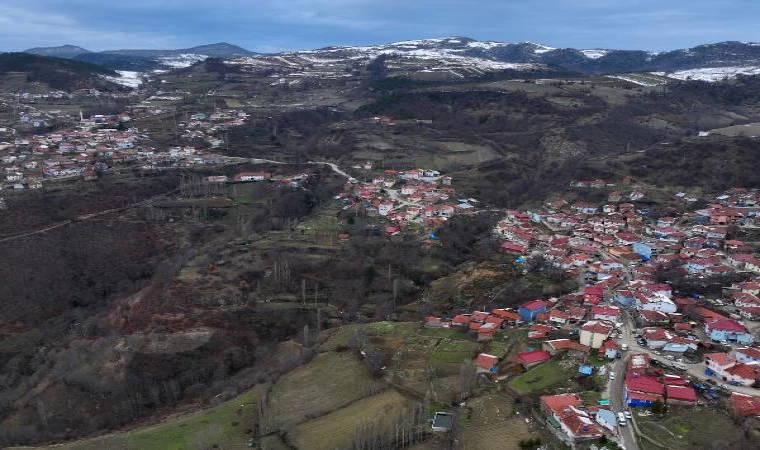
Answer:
[0, 107, 251, 196]
[418, 183, 760, 447]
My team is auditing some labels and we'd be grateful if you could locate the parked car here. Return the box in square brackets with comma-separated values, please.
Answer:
[609, 372, 616, 380]
[624, 410, 632, 419]
[617, 412, 627, 426]
[665, 354, 675, 360]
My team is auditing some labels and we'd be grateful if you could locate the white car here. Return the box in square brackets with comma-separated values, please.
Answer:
[617, 412, 627, 426]
[624, 410, 632, 419]
[609, 372, 616, 380]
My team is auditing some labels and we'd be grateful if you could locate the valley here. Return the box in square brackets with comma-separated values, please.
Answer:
[1, 35, 760, 450]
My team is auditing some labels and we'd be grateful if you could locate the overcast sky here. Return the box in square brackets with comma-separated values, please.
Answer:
[2, 0, 758, 52]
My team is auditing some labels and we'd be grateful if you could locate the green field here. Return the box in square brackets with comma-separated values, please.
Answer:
[508, 359, 571, 395]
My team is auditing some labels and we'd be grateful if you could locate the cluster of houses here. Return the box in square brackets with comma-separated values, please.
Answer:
[336, 167, 477, 235]
[204, 170, 310, 188]
[179, 110, 248, 148]
[704, 347, 760, 387]
[0, 108, 250, 192]
[621, 353, 698, 407]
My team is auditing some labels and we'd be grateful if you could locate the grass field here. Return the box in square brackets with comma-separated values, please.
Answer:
[636, 408, 745, 450]
[508, 359, 572, 395]
[267, 351, 386, 429]
[289, 390, 412, 450]
[319, 321, 418, 352]
[460, 393, 537, 450]
[25, 385, 266, 450]
[417, 327, 469, 340]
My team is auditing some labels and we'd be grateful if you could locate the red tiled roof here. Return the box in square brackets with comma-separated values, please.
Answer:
[591, 305, 620, 317]
[581, 321, 613, 335]
[737, 347, 760, 360]
[727, 363, 758, 381]
[705, 318, 747, 333]
[520, 300, 549, 311]
[484, 316, 504, 325]
[540, 393, 581, 414]
[705, 353, 735, 367]
[470, 311, 490, 322]
[626, 376, 665, 395]
[475, 353, 499, 370]
[517, 350, 552, 365]
[452, 314, 471, 325]
[730, 393, 760, 417]
[626, 391, 664, 403]
[666, 385, 697, 402]
[491, 309, 520, 321]
[640, 310, 670, 322]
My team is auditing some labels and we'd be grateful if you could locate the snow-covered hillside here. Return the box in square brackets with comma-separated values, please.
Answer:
[655, 66, 760, 82]
[156, 53, 208, 69]
[103, 70, 143, 88]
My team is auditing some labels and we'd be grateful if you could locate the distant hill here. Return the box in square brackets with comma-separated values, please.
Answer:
[24, 44, 91, 59]
[103, 42, 255, 58]
[0, 53, 124, 91]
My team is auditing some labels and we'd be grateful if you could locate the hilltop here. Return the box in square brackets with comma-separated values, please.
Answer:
[0, 52, 126, 91]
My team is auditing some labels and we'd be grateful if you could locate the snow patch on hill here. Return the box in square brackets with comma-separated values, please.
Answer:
[157, 53, 208, 69]
[103, 70, 143, 88]
[581, 49, 609, 59]
[659, 66, 760, 82]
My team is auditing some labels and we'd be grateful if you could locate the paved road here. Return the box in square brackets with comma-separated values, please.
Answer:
[609, 310, 639, 450]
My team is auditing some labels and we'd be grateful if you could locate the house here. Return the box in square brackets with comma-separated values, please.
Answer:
[590, 305, 620, 322]
[451, 314, 471, 327]
[542, 339, 591, 357]
[729, 393, 760, 417]
[234, 171, 271, 182]
[705, 352, 736, 374]
[704, 318, 754, 344]
[625, 376, 665, 407]
[548, 309, 570, 325]
[599, 339, 619, 359]
[540, 394, 604, 442]
[518, 300, 549, 323]
[666, 385, 697, 405]
[736, 347, 760, 364]
[579, 321, 613, 349]
[517, 350, 552, 368]
[724, 363, 758, 386]
[634, 291, 677, 314]
[491, 308, 521, 325]
[567, 306, 587, 323]
[639, 310, 670, 326]
[627, 353, 650, 376]
[595, 409, 617, 432]
[642, 327, 674, 349]
[424, 316, 449, 328]
[528, 323, 554, 339]
[501, 241, 527, 254]
[477, 322, 499, 342]
[475, 353, 499, 374]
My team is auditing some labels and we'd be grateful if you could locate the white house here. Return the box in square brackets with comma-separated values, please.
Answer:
[580, 321, 613, 349]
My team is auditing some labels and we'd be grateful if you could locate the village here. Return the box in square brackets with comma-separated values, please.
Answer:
[0, 105, 251, 201]
[420, 182, 760, 448]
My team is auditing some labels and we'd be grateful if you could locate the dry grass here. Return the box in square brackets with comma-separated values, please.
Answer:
[289, 390, 412, 450]
[267, 352, 385, 429]
[461, 393, 537, 450]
